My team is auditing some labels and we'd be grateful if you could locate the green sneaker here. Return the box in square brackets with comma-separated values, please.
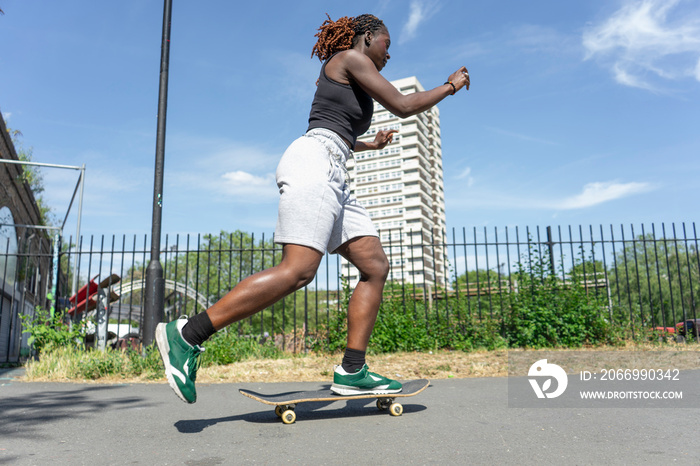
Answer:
[331, 364, 402, 395]
[155, 317, 205, 404]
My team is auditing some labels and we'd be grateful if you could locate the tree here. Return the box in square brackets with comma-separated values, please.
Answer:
[119, 231, 334, 337]
[161, 231, 281, 311]
[608, 234, 699, 328]
[569, 259, 606, 280]
[8, 129, 54, 225]
[453, 269, 502, 291]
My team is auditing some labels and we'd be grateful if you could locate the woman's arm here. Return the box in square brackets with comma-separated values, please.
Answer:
[344, 50, 469, 118]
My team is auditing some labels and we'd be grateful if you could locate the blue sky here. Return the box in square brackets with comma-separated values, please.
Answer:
[1, 0, 698, 243]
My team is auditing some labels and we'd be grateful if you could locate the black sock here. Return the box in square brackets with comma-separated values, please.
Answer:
[341, 348, 366, 374]
[181, 312, 216, 347]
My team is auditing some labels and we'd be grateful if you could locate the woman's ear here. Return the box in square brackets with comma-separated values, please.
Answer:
[364, 31, 372, 47]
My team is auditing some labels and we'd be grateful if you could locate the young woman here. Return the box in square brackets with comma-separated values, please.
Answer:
[156, 13, 470, 403]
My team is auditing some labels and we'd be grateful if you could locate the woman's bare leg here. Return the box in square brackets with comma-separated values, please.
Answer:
[205, 244, 323, 330]
[336, 236, 390, 351]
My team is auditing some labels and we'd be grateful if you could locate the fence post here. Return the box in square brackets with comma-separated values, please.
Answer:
[49, 233, 61, 319]
[546, 226, 556, 275]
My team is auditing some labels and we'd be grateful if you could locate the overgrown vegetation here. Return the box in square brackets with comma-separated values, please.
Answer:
[24, 345, 164, 381]
[8, 128, 54, 225]
[20, 307, 88, 355]
[607, 233, 699, 329]
[199, 327, 284, 367]
[503, 247, 617, 348]
[20, 304, 291, 379]
[310, 248, 620, 354]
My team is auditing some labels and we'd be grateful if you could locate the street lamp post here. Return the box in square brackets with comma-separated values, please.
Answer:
[143, 0, 173, 348]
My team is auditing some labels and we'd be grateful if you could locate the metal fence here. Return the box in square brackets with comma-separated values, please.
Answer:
[2, 222, 698, 360]
[440, 223, 698, 336]
[1, 232, 54, 362]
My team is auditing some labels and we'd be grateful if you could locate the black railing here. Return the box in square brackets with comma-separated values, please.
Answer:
[2, 222, 698, 359]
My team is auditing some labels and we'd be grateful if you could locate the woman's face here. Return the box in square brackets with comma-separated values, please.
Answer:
[366, 28, 391, 71]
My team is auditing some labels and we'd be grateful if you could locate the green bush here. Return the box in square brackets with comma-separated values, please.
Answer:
[128, 345, 165, 378]
[199, 326, 284, 367]
[369, 300, 433, 352]
[504, 251, 614, 348]
[315, 247, 619, 353]
[20, 307, 89, 355]
[313, 290, 508, 354]
[77, 349, 126, 379]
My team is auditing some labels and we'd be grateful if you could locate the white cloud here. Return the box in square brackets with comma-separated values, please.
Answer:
[399, 0, 441, 45]
[218, 170, 277, 200]
[448, 180, 655, 211]
[552, 181, 654, 209]
[222, 171, 269, 185]
[455, 167, 475, 187]
[583, 0, 700, 89]
[613, 62, 651, 89]
[164, 136, 282, 204]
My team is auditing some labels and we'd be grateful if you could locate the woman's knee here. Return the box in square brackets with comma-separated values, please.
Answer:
[378, 254, 390, 280]
[340, 238, 390, 282]
[294, 267, 317, 289]
[277, 244, 322, 290]
[269, 263, 316, 293]
[359, 254, 389, 282]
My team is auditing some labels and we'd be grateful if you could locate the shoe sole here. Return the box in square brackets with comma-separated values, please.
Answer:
[330, 383, 402, 396]
[155, 323, 190, 404]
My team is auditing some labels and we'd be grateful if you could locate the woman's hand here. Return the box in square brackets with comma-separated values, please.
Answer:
[355, 129, 398, 152]
[448, 66, 470, 92]
[373, 129, 397, 150]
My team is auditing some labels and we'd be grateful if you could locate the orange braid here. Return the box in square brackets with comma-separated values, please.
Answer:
[311, 14, 356, 61]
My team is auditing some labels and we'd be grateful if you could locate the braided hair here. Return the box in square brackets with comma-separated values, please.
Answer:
[311, 13, 387, 61]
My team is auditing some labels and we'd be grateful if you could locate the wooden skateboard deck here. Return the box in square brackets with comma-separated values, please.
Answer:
[240, 379, 430, 424]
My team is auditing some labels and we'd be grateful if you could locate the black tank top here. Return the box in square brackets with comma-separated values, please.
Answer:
[307, 53, 374, 149]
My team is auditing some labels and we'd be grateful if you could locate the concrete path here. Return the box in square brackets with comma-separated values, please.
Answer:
[1, 369, 698, 465]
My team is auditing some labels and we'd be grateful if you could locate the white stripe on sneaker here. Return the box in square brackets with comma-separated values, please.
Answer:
[171, 366, 187, 385]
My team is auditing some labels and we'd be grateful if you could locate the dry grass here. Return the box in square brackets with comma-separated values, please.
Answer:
[197, 342, 699, 384]
[197, 350, 510, 384]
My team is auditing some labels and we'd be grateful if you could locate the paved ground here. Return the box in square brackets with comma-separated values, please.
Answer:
[1, 368, 698, 465]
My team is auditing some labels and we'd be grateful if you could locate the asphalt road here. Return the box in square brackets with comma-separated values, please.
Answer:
[1, 368, 698, 465]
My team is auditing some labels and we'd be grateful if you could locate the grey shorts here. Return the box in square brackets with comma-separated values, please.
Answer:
[274, 128, 378, 254]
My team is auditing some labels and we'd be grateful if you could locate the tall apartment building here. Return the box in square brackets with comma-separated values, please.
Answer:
[344, 76, 447, 288]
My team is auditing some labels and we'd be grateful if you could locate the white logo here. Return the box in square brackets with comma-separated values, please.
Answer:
[528, 359, 568, 399]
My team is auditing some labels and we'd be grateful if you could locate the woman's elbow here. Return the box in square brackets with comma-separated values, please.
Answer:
[389, 105, 413, 119]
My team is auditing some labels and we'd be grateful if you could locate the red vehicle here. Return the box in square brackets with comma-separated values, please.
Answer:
[653, 326, 675, 334]
[650, 326, 675, 342]
[675, 319, 700, 342]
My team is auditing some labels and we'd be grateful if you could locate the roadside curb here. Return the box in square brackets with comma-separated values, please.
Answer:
[0, 367, 26, 381]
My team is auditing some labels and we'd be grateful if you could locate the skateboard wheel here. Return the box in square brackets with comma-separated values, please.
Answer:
[389, 403, 403, 416]
[275, 406, 284, 418]
[281, 409, 296, 424]
[376, 399, 391, 411]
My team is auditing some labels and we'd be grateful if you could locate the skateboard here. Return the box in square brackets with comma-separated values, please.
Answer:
[239, 379, 430, 424]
